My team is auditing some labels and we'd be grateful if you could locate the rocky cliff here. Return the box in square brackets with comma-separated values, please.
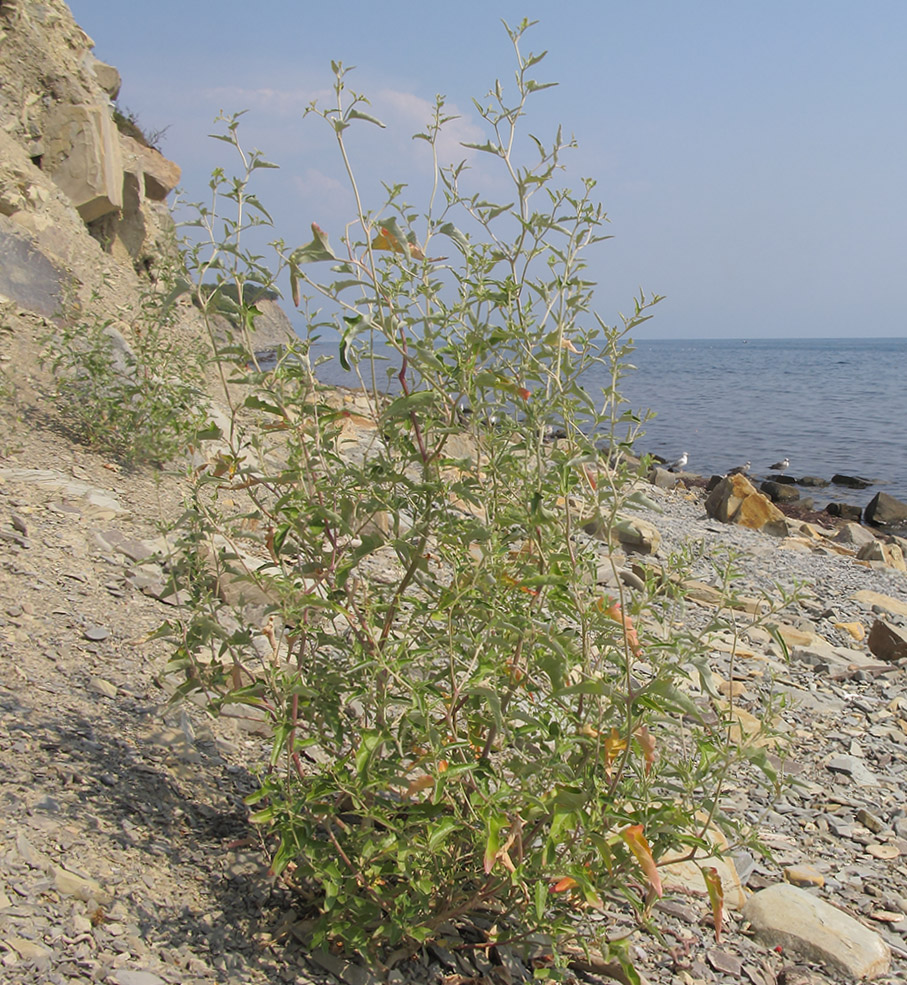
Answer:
[0, 0, 293, 378]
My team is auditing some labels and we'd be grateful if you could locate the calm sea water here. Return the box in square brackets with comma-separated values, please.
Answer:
[619, 338, 906, 508]
[303, 336, 906, 509]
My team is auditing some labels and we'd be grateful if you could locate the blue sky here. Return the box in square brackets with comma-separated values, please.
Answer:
[68, 1, 907, 339]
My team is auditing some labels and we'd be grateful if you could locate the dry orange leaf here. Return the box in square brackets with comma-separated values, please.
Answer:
[552, 876, 578, 893]
[702, 865, 724, 942]
[621, 824, 663, 898]
[403, 774, 434, 799]
[603, 727, 627, 776]
[635, 725, 656, 775]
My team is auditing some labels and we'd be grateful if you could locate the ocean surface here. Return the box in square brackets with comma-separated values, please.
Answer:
[619, 337, 906, 509]
[302, 336, 906, 510]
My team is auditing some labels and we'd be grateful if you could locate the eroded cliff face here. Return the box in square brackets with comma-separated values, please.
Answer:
[0, 0, 186, 322]
[0, 0, 295, 412]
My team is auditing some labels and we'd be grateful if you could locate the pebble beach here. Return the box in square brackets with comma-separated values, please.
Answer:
[3, 409, 907, 985]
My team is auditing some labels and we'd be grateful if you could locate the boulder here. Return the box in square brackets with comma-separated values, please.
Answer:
[798, 475, 829, 487]
[649, 466, 678, 490]
[44, 102, 124, 221]
[86, 55, 121, 98]
[883, 541, 906, 572]
[0, 221, 72, 317]
[583, 515, 661, 555]
[853, 590, 907, 619]
[867, 619, 907, 663]
[743, 883, 890, 979]
[760, 479, 799, 503]
[790, 639, 880, 675]
[864, 492, 907, 527]
[705, 474, 788, 536]
[832, 473, 873, 489]
[826, 501, 862, 522]
[833, 522, 877, 548]
[856, 540, 885, 563]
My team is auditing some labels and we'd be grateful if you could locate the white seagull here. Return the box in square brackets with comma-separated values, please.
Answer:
[727, 460, 751, 476]
[768, 457, 790, 472]
[666, 451, 689, 472]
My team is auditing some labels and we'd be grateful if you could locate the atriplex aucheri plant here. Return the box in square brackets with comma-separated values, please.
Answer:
[159, 19, 789, 978]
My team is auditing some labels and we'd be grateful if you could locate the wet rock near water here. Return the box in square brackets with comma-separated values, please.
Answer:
[761, 479, 801, 504]
[866, 492, 907, 529]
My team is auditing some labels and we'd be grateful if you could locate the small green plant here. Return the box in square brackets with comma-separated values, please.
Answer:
[160, 20, 789, 977]
[41, 280, 209, 466]
[112, 103, 170, 151]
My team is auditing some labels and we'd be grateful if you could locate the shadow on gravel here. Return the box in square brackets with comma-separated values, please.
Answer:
[4, 685, 320, 983]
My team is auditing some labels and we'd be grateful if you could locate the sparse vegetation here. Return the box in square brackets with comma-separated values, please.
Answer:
[112, 102, 170, 151]
[40, 280, 208, 467]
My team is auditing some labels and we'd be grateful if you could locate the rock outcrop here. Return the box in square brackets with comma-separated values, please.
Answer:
[0, 0, 181, 316]
[704, 473, 789, 536]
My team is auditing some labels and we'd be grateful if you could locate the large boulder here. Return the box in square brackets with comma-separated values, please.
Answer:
[833, 522, 877, 548]
[743, 884, 890, 979]
[864, 491, 907, 527]
[120, 135, 181, 201]
[705, 474, 788, 536]
[826, 501, 862, 522]
[583, 515, 662, 555]
[0, 220, 71, 317]
[760, 479, 800, 503]
[832, 473, 873, 489]
[867, 619, 907, 662]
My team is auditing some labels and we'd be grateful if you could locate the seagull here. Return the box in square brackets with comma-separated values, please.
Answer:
[665, 451, 688, 472]
[768, 457, 790, 472]
[726, 460, 751, 476]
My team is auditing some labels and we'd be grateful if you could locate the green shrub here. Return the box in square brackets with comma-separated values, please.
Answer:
[41, 280, 209, 466]
[160, 20, 788, 977]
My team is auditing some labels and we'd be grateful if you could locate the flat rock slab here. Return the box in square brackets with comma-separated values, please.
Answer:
[743, 883, 890, 979]
[853, 590, 907, 619]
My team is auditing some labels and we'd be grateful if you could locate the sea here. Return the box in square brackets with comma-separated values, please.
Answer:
[619, 337, 907, 510]
[299, 335, 906, 511]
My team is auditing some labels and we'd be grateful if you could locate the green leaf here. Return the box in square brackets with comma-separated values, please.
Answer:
[427, 817, 459, 851]
[438, 222, 469, 252]
[461, 140, 504, 156]
[244, 394, 284, 416]
[348, 108, 386, 128]
[383, 390, 439, 421]
[534, 880, 547, 921]
[291, 223, 337, 264]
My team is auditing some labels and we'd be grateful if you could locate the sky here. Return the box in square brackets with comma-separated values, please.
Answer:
[67, 1, 907, 340]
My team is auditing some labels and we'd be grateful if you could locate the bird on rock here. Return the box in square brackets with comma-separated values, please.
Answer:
[726, 460, 751, 476]
[768, 457, 790, 472]
[666, 451, 689, 472]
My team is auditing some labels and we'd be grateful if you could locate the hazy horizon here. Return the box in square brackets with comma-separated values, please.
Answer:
[67, 1, 907, 341]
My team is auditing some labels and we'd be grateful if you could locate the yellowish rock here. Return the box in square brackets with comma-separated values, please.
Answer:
[52, 865, 112, 903]
[835, 621, 866, 642]
[713, 699, 780, 748]
[784, 863, 825, 888]
[772, 623, 818, 647]
[883, 543, 906, 572]
[661, 822, 746, 911]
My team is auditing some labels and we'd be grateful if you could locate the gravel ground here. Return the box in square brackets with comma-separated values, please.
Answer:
[2, 400, 907, 985]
